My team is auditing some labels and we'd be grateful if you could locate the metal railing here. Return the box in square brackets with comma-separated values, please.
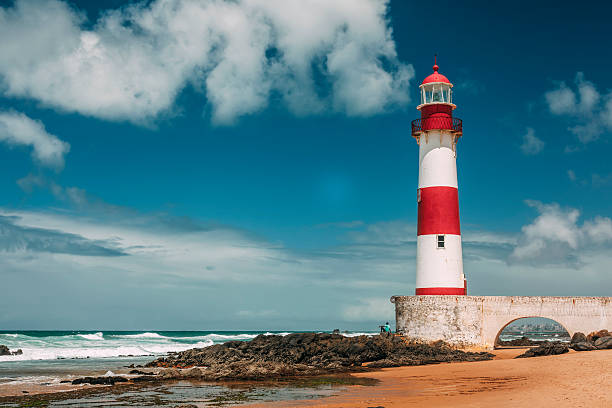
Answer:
[411, 117, 462, 137]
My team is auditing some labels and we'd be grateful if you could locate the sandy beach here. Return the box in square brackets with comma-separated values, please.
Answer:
[3, 348, 611, 406]
[245, 349, 612, 408]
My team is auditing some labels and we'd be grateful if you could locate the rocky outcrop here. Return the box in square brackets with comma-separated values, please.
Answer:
[587, 330, 610, 343]
[571, 332, 587, 344]
[516, 342, 569, 358]
[72, 376, 129, 385]
[497, 337, 545, 347]
[0, 345, 22, 356]
[570, 331, 612, 351]
[593, 336, 612, 349]
[145, 333, 493, 381]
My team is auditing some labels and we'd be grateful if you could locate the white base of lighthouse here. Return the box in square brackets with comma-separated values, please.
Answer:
[415, 234, 464, 290]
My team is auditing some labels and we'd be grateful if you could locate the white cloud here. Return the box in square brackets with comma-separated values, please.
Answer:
[567, 169, 576, 181]
[519, 127, 544, 155]
[544, 73, 612, 143]
[0, 0, 413, 125]
[0, 111, 70, 169]
[510, 200, 612, 265]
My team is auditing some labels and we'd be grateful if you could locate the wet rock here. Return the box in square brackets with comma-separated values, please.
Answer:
[146, 333, 493, 380]
[594, 336, 612, 350]
[71, 376, 129, 385]
[129, 369, 155, 375]
[516, 342, 569, 358]
[0, 345, 10, 356]
[570, 332, 588, 344]
[183, 367, 203, 378]
[570, 341, 597, 351]
[158, 368, 181, 380]
[11, 349, 22, 355]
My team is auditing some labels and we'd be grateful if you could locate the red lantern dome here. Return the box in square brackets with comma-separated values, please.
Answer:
[421, 62, 451, 85]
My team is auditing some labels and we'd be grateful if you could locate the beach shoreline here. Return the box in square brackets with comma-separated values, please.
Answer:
[3, 348, 611, 407]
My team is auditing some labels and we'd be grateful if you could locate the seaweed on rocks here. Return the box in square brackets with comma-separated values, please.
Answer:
[145, 333, 494, 381]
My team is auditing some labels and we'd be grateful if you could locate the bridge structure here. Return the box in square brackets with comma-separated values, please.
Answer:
[391, 295, 612, 349]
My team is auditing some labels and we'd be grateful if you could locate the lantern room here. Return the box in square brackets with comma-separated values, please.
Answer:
[417, 58, 455, 110]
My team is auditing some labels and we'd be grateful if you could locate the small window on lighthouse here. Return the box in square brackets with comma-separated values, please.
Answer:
[437, 235, 445, 248]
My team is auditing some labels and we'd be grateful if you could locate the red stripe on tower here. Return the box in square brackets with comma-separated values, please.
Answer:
[417, 186, 460, 236]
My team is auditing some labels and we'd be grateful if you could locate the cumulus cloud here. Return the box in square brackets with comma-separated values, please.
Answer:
[510, 200, 612, 266]
[0, 111, 70, 169]
[0, 0, 413, 125]
[545, 73, 612, 143]
[519, 127, 544, 155]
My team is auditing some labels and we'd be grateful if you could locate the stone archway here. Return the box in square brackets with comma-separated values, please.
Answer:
[391, 295, 612, 349]
[493, 317, 570, 347]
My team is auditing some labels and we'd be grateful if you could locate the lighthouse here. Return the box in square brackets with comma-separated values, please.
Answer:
[412, 58, 466, 295]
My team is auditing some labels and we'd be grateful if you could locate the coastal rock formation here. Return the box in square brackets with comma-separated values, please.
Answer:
[0, 345, 22, 356]
[497, 337, 545, 347]
[593, 336, 612, 349]
[571, 332, 588, 344]
[516, 342, 569, 358]
[569, 331, 612, 351]
[587, 330, 610, 343]
[72, 376, 129, 385]
[146, 333, 493, 380]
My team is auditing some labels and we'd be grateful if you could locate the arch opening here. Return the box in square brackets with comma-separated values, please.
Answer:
[494, 317, 570, 348]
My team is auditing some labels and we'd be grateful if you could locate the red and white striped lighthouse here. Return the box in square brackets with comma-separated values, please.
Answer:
[412, 57, 466, 295]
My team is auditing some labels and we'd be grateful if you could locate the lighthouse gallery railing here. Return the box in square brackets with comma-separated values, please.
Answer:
[411, 117, 462, 137]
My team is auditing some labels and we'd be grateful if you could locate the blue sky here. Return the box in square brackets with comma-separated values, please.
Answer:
[1, 0, 611, 330]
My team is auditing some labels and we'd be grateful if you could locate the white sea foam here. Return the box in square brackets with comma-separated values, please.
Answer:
[0, 340, 214, 362]
[77, 332, 104, 340]
[120, 332, 167, 339]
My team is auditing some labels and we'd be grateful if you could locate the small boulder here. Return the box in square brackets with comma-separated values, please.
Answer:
[594, 336, 612, 350]
[0, 345, 10, 356]
[516, 343, 569, 358]
[570, 342, 597, 351]
[183, 367, 203, 378]
[11, 349, 23, 355]
[570, 332, 588, 344]
[159, 368, 181, 380]
[587, 330, 611, 343]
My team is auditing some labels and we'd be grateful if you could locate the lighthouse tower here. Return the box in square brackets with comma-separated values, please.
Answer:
[412, 58, 466, 295]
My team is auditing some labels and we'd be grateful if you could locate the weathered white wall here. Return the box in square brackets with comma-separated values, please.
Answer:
[392, 295, 612, 349]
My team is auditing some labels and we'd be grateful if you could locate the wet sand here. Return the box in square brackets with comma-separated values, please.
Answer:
[245, 349, 612, 407]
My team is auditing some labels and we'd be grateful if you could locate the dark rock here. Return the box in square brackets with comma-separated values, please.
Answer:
[129, 369, 155, 375]
[71, 376, 129, 385]
[594, 336, 612, 350]
[497, 336, 545, 347]
[571, 341, 597, 351]
[587, 330, 611, 343]
[570, 332, 588, 344]
[11, 349, 23, 355]
[0, 345, 10, 356]
[146, 333, 493, 381]
[516, 342, 569, 358]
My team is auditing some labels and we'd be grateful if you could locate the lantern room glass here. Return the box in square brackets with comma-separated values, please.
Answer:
[421, 83, 452, 105]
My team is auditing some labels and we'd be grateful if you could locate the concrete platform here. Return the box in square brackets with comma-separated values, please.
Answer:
[391, 295, 612, 349]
